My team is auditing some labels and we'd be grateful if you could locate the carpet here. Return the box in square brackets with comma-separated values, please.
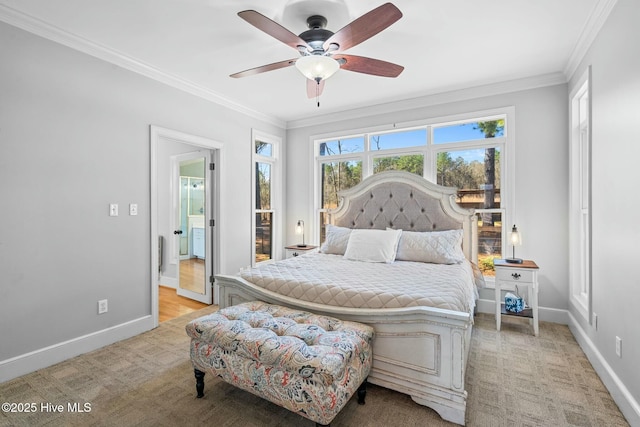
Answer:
[0, 307, 628, 426]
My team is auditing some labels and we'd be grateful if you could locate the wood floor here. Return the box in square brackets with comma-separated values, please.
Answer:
[159, 285, 208, 323]
[158, 257, 209, 322]
[179, 258, 206, 293]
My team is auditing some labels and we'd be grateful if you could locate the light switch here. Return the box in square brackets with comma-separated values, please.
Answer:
[109, 204, 118, 217]
[129, 203, 138, 216]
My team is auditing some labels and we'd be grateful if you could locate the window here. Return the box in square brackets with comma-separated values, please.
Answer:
[436, 145, 503, 275]
[253, 132, 281, 264]
[314, 112, 512, 278]
[317, 138, 363, 242]
[569, 68, 591, 321]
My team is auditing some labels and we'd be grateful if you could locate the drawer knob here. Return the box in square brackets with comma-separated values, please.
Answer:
[511, 273, 521, 280]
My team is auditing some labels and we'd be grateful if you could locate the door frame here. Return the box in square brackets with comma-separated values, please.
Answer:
[150, 125, 224, 328]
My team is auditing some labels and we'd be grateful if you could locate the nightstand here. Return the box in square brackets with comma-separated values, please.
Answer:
[285, 245, 318, 259]
[494, 259, 539, 336]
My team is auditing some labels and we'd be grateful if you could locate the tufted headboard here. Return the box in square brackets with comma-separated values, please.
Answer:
[329, 171, 478, 261]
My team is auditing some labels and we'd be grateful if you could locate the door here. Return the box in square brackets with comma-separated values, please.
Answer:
[172, 150, 213, 304]
[151, 125, 223, 327]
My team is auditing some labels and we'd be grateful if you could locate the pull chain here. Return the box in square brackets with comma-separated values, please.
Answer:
[315, 78, 321, 107]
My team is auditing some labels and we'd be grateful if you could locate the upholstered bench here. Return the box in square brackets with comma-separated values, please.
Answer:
[185, 301, 374, 427]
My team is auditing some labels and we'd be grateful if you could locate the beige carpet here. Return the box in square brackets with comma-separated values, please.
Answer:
[0, 308, 628, 427]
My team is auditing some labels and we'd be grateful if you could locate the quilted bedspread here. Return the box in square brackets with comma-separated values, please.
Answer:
[239, 252, 478, 314]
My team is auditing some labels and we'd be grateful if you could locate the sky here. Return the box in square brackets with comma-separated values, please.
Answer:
[321, 121, 504, 163]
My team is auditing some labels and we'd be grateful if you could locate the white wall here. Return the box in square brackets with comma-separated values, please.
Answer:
[568, 0, 640, 423]
[0, 21, 284, 378]
[286, 84, 569, 313]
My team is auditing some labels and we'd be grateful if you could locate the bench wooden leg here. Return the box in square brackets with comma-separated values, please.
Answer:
[194, 368, 205, 398]
[357, 379, 367, 405]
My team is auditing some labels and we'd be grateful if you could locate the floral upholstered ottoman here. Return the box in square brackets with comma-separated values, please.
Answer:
[185, 301, 374, 427]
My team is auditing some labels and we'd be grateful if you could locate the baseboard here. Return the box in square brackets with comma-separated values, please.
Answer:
[0, 315, 154, 383]
[568, 313, 640, 427]
[476, 298, 570, 324]
[159, 276, 177, 288]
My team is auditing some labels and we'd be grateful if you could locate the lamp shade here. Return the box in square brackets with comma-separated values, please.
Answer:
[506, 224, 523, 263]
[510, 225, 522, 246]
[295, 55, 340, 81]
[295, 220, 305, 247]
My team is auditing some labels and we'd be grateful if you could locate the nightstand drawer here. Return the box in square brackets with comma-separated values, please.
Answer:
[284, 245, 318, 259]
[496, 268, 534, 283]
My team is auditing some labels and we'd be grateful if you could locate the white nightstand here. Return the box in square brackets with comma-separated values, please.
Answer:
[494, 259, 539, 336]
[285, 245, 318, 259]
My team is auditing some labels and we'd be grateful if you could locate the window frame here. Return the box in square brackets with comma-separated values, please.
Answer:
[312, 108, 515, 282]
[569, 67, 592, 322]
[251, 130, 282, 266]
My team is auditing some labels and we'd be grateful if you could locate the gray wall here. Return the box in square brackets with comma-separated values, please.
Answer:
[0, 21, 285, 363]
[568, 0, 640, 420]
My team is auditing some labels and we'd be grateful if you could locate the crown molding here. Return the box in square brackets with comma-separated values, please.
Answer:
[0, 4, 286, 129]
[2, 1, 615, 132]
[286, 72, 567, 130]
[563, 0, 618, 80]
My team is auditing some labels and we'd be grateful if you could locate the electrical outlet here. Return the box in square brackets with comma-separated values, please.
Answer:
[615, 336, 622, 358]
[98, 299, 108, 314]
[129, 203, 138, 216]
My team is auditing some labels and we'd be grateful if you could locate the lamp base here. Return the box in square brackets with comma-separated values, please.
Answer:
[296, 244, 308, 248]
[505, 258, 523, 264]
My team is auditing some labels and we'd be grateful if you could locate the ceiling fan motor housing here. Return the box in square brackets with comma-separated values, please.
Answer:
[299, 15, 334, 53]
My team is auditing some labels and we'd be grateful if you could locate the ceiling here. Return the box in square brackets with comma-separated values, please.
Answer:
[0, 0, 605, 125]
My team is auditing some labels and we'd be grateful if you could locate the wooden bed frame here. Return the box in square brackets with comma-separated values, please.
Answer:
[215, 171, 477, 425]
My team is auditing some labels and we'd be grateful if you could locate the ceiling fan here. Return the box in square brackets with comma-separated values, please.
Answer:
[230, 2, 404, 104]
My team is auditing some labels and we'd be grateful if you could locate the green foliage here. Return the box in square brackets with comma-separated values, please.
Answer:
[373, 154, 423, 175]
[479, 255, 498, 273]
[474, 119, 505, 138]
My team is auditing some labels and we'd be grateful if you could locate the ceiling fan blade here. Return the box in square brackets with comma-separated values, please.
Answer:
[306, 78, 325, 98]
[335, 54, 404, 77]
[323, 3, 402, 52]
[230, 58, 297, 78]
[238, 10, 309, 51]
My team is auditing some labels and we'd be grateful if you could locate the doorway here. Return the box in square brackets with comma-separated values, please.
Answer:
[150, 126, 223, 327]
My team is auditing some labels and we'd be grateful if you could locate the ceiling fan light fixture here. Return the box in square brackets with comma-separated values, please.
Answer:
[295, 55, 340, 82]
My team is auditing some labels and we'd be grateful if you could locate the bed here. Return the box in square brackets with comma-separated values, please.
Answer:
[215, 171, 479, 425]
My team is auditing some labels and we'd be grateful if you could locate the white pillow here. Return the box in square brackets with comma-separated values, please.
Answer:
[320, 224, 352, 255]
[395, 229, 465, 264]
[343, 229, 402, 263]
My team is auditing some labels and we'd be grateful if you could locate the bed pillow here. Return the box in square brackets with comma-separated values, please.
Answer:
[343, 229, 402, 263]
[395, 229, 465, 264]
[320, 224, 352, 255]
